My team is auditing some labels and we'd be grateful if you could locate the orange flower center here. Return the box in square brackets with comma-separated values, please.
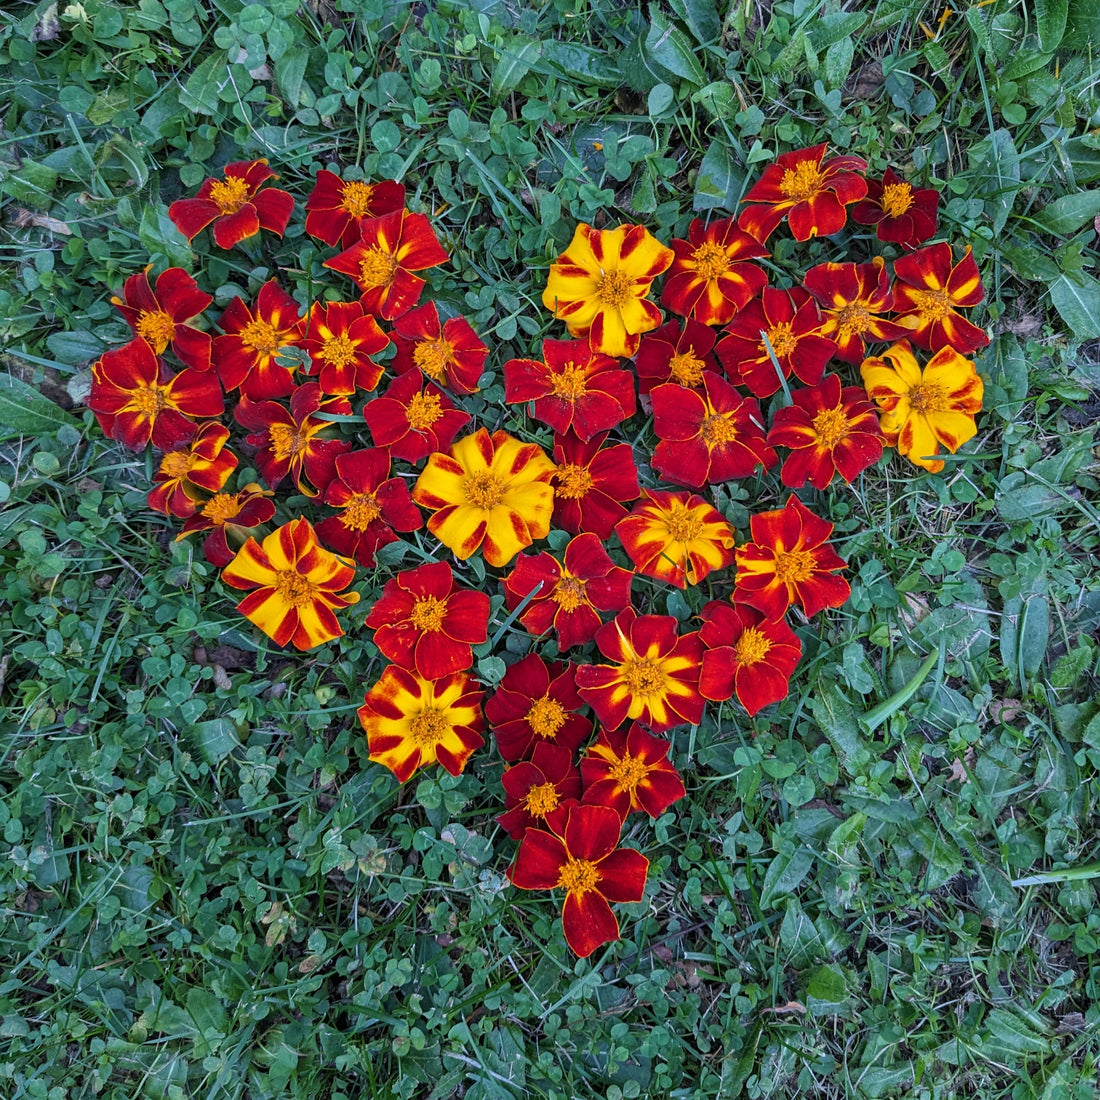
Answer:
[273, 569, 318, 608]
[734, 627, 773, 666]
[525, 781, 560, 818]
[319, 332, 357, 368]
[406, 390, 443, 430]
[556, 856, 600, 896]
[240, 317, 283, 355]
[201, 492, 243, 524]
[594, 269, 633, 308]
[608, 752, 648, 793]
[358, 247, 398, 289]
[690, 241, 730, 281]
[413, 338, 454, 382]
[549, 364, 589, 401]
[908, 380, 950, 414]
[160, 450, 197, 479]
[409, 595, 447, 633]
[527, 694, 567, 739]
[554, 463, 593, 500]
[268, 423, 307, 461]
[409, 706, 448, 747]
[664, 502, 704, 543]
[778, 158, 826, 202]
[763, 321, 798, 359]
[464, 471, 504, 509]
[339, 179, 376, 218]
[129, 383, 170, 417]
[668, 351, 705, 386]
[834, 303, 871, 342]
[209, 175, 251, 215]
[552, 576, 586, 613]
[136, 309, 176, 352]
[700, 413, 737, 447]
[910, 288, 953, 323]
[880, 181, 914, 218]
[341, 492, 382, 530]
[774, 548, 817, 584]
[811, 406, 851, 448]
[621, 657, 667, 698]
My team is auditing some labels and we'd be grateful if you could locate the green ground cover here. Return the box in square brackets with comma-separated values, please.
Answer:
[2, 0, 1100, 1096]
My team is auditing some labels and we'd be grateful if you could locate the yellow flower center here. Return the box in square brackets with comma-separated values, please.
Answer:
[464, 471, 504, 509]
[621, 657, 667, 698]
[880, 181, 914, 218]
[339, 179, 376, 218]
[690, 241, 730, 281]
[136, 309, 176, 352]
[409, 595, 447, 633]
[527, 695, 567, 739]
[201, 492, 243, 524]
[160, 450, 197, 479]
[268, 423, 307, 461]
[834, 303, 871, 342]
[811, 406, 851, 448]
[778, 158, 826, 202]
[341, 492, 382, 530]
[910, 288, 953, 323]
[413, 338, 454, 382]
[240, 318, 283, 355]
[700, 413, 737, 447]
[209, 175, 251, 215]
[774, 548, 817, 583]
[273, 569, 318, 608]
[128, 383, 170, 417]
[358, 248, 398, 289]
[763, 321, 798, 359]
[406, 390, 444, 430]
[664, 502, 704, 543]
[734, 627, 773, 666]
[525, 781, 560, 818]
[552, 576, 587, 613]
[556, 856, 600, 896]
[608, 752, 648, 793]
[319, 332, 357, 368]
[668, 351, 705, 386]
[549, 364, 589, 400]
[409, 706, 448, 747]
[594, 268, 634, 308]
[908, 380, 950, 414]
[554, 463, 593, 500]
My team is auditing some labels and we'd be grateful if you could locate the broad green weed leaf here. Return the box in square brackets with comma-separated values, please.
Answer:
[1049, 271, 1100, 337]
[274, 49, 308, 106]
[490, 36, 541, 103]
[1034, 189, 1100, 234]
[180, 55, 230, 115]
[668, 0, 721, 45]
[538, 42, 621, 88]
[190, 718, 241, 765]
[1035, 0, 1069, 51]
[646, 8, 707, 87]
[0, 372, 79, 437]
[967, 129, 1020, 235]
[693, 142, 742, 212]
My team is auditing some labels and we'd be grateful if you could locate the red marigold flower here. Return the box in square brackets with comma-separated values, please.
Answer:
[802, 256, 908, 365]
[297, 300, 389, 396]
[89, 338, 224, 451]
[323, 208, 449, 321]
[615, 489, 735, 589]
[697, 600, 802, 716]
[651, 373, 776, 487]
[660, 216, 769, 325]
[502, 532, 633, 651]
[550, 430, 639, 539]
[509, 801, 648, 958]
[111, 266, 213, 372]
[361, 370, 471, 464]
[213, 280, 304, 400]
[734, 496, 850, 621]
[580, 722, 686, 820]
[715, 287, 837, 398]
[891, 243, 989, 355]
[485, 655, 591, 762]
[304, 169, 405, 249]
[738, 143, 868, 243]
[168, 159, 294, 248]
[314, 448, 423, 566]
[391, 301, 487, 395]
[235, 383, 352, 497]
[635, 319, 722, 397]
[147, 422, 237, 517]
[364, 561, 490, 680]
[576, 609, 705, 732]
[766, 373, 884, 489]
[498, 743, 583, 840]
[359, 666, 484, 783]
[221, 517, 360, 651]
[850, 167, 939, 250]
[175, 482, 276, 567]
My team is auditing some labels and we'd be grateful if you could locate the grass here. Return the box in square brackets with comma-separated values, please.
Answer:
[2, 0, 1100, 1097]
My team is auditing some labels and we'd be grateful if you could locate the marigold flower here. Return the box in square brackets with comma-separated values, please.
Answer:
[615, 489, 735, 589]
[304, 169, 405, 249]
[635, 319, 721, 397]
[550, 431, 639, 539]
[734, 496, 850, 621]
[111, 266, 213, 372]
[147, 422, 237, 517]
[176, 482, 275, 567]
[359, 666, 484, 783]
[485, 655, 591, 762]
[221, 517, 360, 650]
[509, 802, 648, 958]
[168, 159, 293, 248]
[324, 208, 449, 321]
[391, 301, 487, 395]
[738, 143, 867, 243]
[767, 373, 884, 489]
[412, 428, 556, 568]
[498, 743, 582, 840]
[698, 600, 802, 716]
[860, 339, 983, 473]
[89, 338, 224, 451]
[850, 167, 939, 250]
[502, 532, 633, 651]
[504, 338, 636, 440]
[580, 723, 686, 820]
[213, 280, 304, 400]
[891, 243, 989, 355]
[576, 609, 705, 732]
[660, 216, 768, 325]
[314, 449, 423, 566]
[542, 223, 674, 358]
[361, 370, 471, 464]
[651, 374, 776, 487]
[297, 300, 389, 396]
[364, 561, 490, 680]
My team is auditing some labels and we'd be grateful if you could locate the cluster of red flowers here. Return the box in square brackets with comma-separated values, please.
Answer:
[85, 145, 988, 958]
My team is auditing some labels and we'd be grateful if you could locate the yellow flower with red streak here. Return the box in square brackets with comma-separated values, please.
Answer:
[304, 170, 405, 248]
[413, 428, 556, 568]
[860, 339, 983, 473]
[892, 243, 989, 355]
[147, 422, 238, 517]
[213, 280, 304, 400]
[221, 517, 360, 650]
[111, 266, 213, 372]
[542, 223, 674, 358]
[580, 722, 686, 820]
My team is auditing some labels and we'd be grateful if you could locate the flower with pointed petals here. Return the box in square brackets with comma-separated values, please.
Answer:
[542, 223, 674, 358]
[112, 266, 213, 371]
[498, 743, 583, 840]
[734, 496, 849, 621]
[635, 319, 721, 397]
[581, 723, 685, 820]
[168, 159, 293, 248]
[176, 483, 275, 567]
[297, 300, 389, 395]
[550, 431, 639, 539]
[359, 666, 484, 783]
[147, 422, 237, 517]
[391, 301, 487, 395]
[213, 280, 304, 400]
[851, 168, 939, 249]
[891, 243, 989, 355]
[221, 517, 360, 650]
[509, 802, 648, 958]
[304, 170, 405, 248]
[364, 561, 491, 680]
[361, 370, 471, 464]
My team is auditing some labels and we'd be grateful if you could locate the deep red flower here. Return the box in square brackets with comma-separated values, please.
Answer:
[391, 301, 487, 395]
[297, 300, 389, 396]
[550, 430, 639, 540]
[304, 170, 405, 249]
[498, 743, 583, 839]
[891, 243, 989, 355]
[213, 280, 304, 400]
[147, 422, 237, 517]
[175, 482, 276, 567]
[850, 168, 939, 250]
[635, 319, 722, 397]
[361, 369, 471, 464]
[580, 722, 686, 819]
[111, 266, 213, 372]
[168, 159, 293, 248]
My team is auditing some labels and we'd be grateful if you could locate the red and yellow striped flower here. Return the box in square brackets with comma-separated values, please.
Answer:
[498, 743, 582, 840]
[168, 159, 293, 248]
[213, 280, 304, 400]
[176, 482, 275, 567]
[361, 370, 471, 464]
[891, 243, 989, 355]
[391, 301, 487, 395]
[111, 266, 212, 372]
[580, 723, 686, 820]
[147, 422, 237, 517]
[550, 431, 639, 540]
[850, 168, 939, 250]
[298, 300, 389, 396]
[304, 170, 405, 249]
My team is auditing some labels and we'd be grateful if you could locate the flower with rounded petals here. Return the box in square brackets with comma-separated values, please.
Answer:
[111, 266, 213, 372]
[168, 159, 293, 248]
[147, 422, 237, 517]
[635, 319, 721, 397]
[550, 431, 639, 540]
[176, 483, 275, 567]
[850, 168, 939, 250]
[298, 300, 389, 396]
[391, 301, 487, 395]
[213, 280, 304, 400]
[361, 370, 471, 464]
[891, 243, 989, 355]
[304, 170, 405, 249]
[581, 723, 686, 820]
[498, 743, 582, 840]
